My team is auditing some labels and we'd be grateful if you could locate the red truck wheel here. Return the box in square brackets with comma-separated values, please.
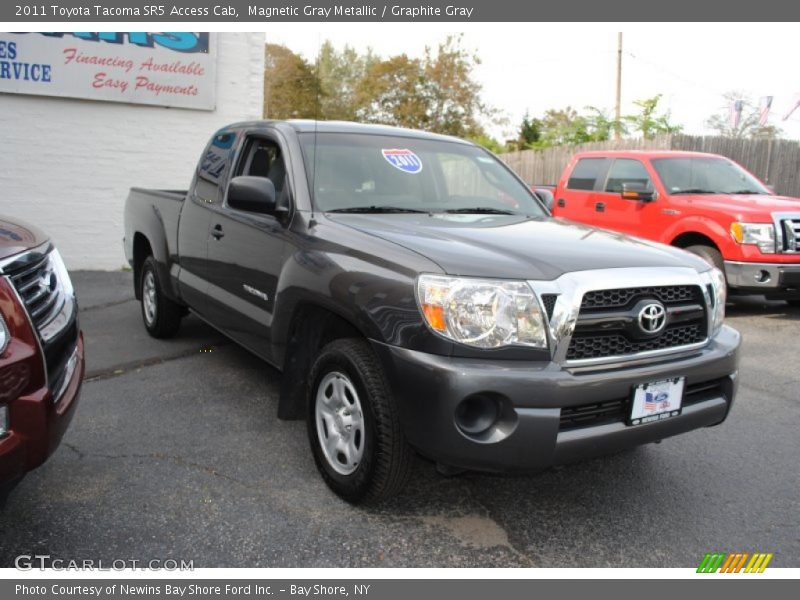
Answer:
[685, 245, 725, 274]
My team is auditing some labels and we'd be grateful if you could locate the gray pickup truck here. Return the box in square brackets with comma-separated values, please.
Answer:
[124, 120, 740, 503]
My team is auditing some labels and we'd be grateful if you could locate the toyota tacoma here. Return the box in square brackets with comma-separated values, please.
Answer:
[123, 121, 740, 503]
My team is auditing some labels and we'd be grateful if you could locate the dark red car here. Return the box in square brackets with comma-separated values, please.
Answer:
[0, 215, 84, 500]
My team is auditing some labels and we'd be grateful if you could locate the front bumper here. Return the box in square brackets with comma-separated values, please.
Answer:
[372, 325, 740, 473]
[0, 333, 85, 485]
[725, 260, 800, 296]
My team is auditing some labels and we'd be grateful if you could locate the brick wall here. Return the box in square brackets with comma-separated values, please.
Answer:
[2, 32, 265, 270]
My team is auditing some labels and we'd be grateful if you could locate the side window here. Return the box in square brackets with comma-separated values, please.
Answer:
[195, 131, 237, 204]
[567, 158, 610, 191]
[235, 137, 288, 200]
[605, 159, 653, 193]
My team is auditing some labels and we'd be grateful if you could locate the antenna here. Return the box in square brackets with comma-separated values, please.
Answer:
[311, 32, 322, 220]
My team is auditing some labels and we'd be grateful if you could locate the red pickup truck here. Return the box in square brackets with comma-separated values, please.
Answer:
[552, 151, 800, 303]
[0, 215, 84, 501]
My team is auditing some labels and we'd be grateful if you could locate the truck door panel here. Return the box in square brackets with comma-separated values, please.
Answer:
[595, 158, 657, 236]
[204, 134, 289, 360]
[557, 157, 611, 224]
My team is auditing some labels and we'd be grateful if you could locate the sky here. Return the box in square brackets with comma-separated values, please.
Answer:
[265, 22, 800, 141]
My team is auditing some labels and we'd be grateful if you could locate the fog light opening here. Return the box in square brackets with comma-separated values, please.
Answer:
[455, 394, 500, 436]
[755, 270, 771, 283]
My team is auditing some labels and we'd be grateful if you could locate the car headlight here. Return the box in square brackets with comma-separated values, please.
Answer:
[49, 249, 75, 298]
[416, 274, 547, 349]
[0, 313, 9, 355]
[702, 267, 726, 336]
[730, 222, 776, 253]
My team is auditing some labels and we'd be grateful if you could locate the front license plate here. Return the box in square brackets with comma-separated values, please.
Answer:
[628, 377, 685, 426]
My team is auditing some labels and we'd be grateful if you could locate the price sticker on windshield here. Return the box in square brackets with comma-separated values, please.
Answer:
[382, 149, 423, 174]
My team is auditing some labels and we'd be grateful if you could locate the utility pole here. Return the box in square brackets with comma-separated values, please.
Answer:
[614, 32, 622, 141]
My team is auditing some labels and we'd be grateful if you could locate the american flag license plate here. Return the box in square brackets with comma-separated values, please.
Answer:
[629, 377, 685, 425]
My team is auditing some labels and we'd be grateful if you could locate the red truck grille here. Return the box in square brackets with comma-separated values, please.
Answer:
[8, 255, 63, 331]
[567, 285, 708, 361]
[780, 218, 800, 252]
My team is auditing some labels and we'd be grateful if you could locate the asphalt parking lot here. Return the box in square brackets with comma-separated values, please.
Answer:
[1, 271, 798, 568]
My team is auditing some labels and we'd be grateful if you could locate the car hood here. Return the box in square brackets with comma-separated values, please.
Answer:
[326, 213, 708, 280]
[674, 193, 800, 218]
[0, 215, 49, 262]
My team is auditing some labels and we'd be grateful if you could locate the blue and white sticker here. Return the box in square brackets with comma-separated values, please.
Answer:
[382, 149, 423, 174]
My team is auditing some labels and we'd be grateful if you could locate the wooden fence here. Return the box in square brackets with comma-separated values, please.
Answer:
[499, 135, 800, 197]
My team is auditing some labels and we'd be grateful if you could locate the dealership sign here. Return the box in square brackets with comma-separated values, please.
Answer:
[0, 32, 216, 110]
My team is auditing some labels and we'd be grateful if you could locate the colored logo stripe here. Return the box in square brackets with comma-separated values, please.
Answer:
[697, 552, 773, 573]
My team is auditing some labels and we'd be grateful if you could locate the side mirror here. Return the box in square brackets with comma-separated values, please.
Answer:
[534, 189, 554, 212]
[621, 182, 656, 202]
[227, 176, 278, 214]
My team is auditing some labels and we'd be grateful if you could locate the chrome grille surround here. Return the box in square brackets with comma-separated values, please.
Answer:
[529, 267, 715, 369]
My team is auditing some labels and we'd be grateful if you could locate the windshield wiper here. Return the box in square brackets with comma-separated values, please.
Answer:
[670, 188, 717, 195]
[727, 190, 763, 195]
[443, 207, 518, 215]
[327, 206, 428, 214]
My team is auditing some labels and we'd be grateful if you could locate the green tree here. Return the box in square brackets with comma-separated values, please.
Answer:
[355, 54, 429, 129]
[316, 41, 375, 121]
[470, 134, 506, 154]
[584, 106, 623, 141]
[705, 91, 781, 139]
[263, 43, 319, 119]
[623, 94, 682, 139]
[508, 111, 541, 150]
[355, 35, 493, 137]
[536, 107, 592, 147]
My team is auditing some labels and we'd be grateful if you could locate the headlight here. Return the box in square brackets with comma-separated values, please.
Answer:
[702, 267, 726, 336]
[416, 274, 547, 349]
[730, 222, 776, 253]
[49, 249, 75, 297]
[0, 313, 9, 355]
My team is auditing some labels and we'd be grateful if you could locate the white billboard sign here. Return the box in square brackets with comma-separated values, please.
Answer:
[0, 32, 216, 110]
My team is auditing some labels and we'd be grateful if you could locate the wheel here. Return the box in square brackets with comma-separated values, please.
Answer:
[139, 256, 183, 338]
[307, 338, 413, 504]
[684, 244, 725, 273]
[788, 300, 800, 308]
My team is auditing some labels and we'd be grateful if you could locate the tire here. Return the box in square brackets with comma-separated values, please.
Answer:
[139, 255, 183, 338]
[787, 300, 800, 308]
[685, 244, 725, 273]
[307, 338, 413, 504]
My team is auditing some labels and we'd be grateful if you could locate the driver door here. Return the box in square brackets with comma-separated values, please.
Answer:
[204, 132, 292, 361]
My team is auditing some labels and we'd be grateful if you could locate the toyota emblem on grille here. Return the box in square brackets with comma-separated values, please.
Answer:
[638, 302, 666, 334]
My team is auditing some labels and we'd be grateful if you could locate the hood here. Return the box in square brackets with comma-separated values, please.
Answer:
[0, 215, 49, 262]
[676, 193, 800, 219]
[326, 213, 709, 280]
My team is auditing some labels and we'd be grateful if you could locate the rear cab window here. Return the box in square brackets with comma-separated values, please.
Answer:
[567, 158, 611, 191]
[195, 130, 239, 204]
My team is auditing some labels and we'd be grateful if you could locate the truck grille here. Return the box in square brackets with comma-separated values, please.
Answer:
[580, 285, 698, 310]
[8, 255, 64, 330]
[559, 377, 730, 431]
[5, 249, 78, 397]
[566, 285, 707, 361]
[780, 217, 800, 252]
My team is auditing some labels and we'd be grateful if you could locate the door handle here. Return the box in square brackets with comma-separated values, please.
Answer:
[557, 198, 566, 208]
[595, 202, 605, 213]
[211, 224, 225, 240]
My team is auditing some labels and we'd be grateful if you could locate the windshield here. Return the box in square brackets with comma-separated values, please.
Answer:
[299, 132, 546, 216]
[651, 157, 769, 195]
